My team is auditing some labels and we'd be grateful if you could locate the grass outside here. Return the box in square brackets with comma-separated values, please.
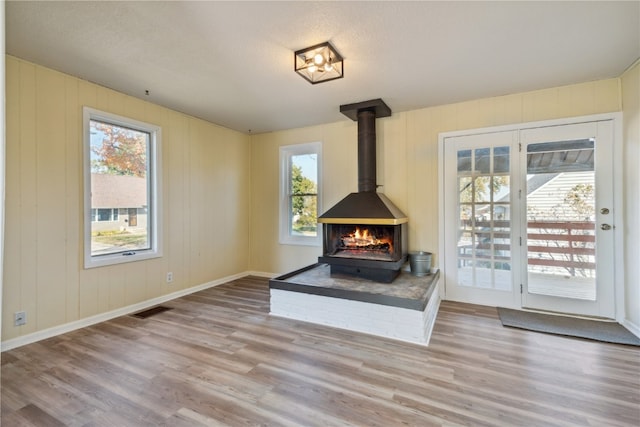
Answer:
[92, 230, 147, 248]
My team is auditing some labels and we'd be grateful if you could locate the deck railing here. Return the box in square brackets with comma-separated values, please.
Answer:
[459, 220, 596, 276]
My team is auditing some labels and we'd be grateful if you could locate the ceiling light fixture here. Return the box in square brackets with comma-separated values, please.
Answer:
[294, 41, 344, 84]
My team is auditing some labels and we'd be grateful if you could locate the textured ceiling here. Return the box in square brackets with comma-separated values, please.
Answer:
[6, 1, 640, 134]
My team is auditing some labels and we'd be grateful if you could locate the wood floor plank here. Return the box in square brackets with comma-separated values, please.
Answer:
[2, 277, 639, 426]
[0, 403, 66, 427]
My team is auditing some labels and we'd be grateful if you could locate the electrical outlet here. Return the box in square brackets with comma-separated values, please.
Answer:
[166, 272, 173, 283]
[14, 311, 26, 326]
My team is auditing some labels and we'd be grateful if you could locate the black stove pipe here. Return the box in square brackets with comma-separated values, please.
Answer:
[340, 99, 391, 194]
[357, 109, 377, 193]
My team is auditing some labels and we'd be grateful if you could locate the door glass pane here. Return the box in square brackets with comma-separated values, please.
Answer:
[473, 177, 491, 203]
[494, 146, 510, 173]
[493, 176, 510, 202]
[526, 139, 596, 300]
[475, 148, 490, 173]
[493, 203, 510, 225]
[457, 150, 472, 172]
[456, 146, 512, 291]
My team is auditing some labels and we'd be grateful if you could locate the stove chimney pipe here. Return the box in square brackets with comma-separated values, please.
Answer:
[357, 109, 377, 192]
[339, 98, 392, 193]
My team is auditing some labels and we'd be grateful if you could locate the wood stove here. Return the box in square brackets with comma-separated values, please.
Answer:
[318, 99, 408, 283]
[319, 221, 407, 282]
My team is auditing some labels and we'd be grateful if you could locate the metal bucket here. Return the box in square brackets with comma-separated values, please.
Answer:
[409, 251, 432, 276]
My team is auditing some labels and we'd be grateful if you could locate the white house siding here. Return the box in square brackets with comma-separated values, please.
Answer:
[526, 171, 595, 221]
[91, 173, 148, 232]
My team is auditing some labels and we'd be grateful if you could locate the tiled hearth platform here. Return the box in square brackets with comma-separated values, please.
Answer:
[269, 263, 440, 345]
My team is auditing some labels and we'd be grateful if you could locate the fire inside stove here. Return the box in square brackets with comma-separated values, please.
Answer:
[339, 227, 392, 253]
[324, 224, 401, 262]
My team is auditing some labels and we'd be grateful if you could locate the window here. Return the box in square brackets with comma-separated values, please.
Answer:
[83, 107, 162, 268]
[279, 142, 322, 245]
[91, 208, 119, 222]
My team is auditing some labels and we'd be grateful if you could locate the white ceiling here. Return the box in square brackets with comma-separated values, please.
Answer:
[6, 1, 640, 134]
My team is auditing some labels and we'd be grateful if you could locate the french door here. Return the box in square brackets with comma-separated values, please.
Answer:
[520, 121, 615, 318]
[443, 130, 521, 308]
[442, 118, 616, 318]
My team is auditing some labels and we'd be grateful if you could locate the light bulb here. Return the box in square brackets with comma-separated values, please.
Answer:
[314, 53, 324, 65]
[324, 63, 333, 72]
[308, 64, 317, 73]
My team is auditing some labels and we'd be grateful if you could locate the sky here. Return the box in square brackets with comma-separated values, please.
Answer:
[292, 153, 317, 183]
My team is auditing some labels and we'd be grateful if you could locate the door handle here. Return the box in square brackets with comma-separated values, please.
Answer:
[601, 224, 612, 231]
[600, 208, 610, 215]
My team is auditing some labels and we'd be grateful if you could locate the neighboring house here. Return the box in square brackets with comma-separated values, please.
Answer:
[474, 171, 594, 223]
[526, 171, 595, 221]
[90, 173, 148, 232]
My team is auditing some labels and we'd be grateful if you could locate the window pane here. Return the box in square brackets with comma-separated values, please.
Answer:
[458, 176, 472, 203]
[494, 146, 510, 173]
[290, 154, 318, 195]
[493, 204, 510, 227]
[473, 176, 491, 203]
[527, 139, 596, 299]
[475, 148, 490, 173]
[90, 119, 151, 256]
[290, 195, 318, 236]
[492, 176, 510, 202]
[457, 149, 472, 172]
[97, 208, 112, 221]
[279, 142, 321, 245]
[527, 139, 594, 174]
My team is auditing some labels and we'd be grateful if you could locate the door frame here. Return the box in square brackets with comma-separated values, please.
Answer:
[438, 113, 625, 321]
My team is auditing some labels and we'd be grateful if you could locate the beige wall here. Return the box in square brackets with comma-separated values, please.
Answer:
[622, 60, 640, 332]
[250, 122, 355, 273]
[3, 56, 251, 341]
[250, 79, 621, 276]
[3, 54, 634, 343]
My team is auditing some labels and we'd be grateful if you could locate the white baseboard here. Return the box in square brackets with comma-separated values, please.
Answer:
[246, 271, 278, 278]
[622, 319, 640, 339]
[1, 270, 251, 352]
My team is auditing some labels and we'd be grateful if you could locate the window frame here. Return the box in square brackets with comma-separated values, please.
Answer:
[83, 107, 162, 269]
[279, 142, 322, 246]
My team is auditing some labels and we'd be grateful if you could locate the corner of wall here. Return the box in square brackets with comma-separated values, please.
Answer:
[621, 58, 640, 330]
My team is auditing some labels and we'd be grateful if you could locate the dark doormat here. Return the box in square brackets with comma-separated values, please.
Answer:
[497, 307, 640, 346]
[131, 306, 172, 319]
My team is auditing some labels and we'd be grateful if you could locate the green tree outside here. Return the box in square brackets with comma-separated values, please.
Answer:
[291, 164, 317, 234]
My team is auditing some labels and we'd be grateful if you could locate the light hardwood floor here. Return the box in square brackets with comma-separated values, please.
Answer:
[2, 276, 639, 426]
